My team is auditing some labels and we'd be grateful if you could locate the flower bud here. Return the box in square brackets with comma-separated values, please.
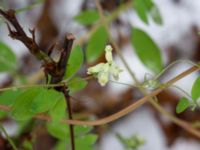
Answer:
[105, 45, 113, 64]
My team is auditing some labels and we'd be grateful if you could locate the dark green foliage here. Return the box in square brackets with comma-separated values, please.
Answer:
[74, 10, 99, 25]
[133, 0, 163, 25]
[0, 41, 17, 72]
[65, 46, 84, 79]
[131, 28, 163, 74]
[86, 26, 108, 63]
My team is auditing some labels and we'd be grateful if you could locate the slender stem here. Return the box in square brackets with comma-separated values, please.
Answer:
[74, 0, 133, 47]
[149, 99, 200, 138]
[0, 83, 64, 92]
[62, 87, 75, 150]
[95, 0, 139, 85]
[0, 76, 93, 92]
[0, 124, 18, 150]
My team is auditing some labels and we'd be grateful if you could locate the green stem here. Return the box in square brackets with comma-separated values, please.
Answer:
[0, 76, 93, 92]
[0, 124, 18, 150]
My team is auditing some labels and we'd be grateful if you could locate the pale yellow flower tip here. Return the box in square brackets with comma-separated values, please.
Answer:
[105, 45, 113, 64]
[105, 45, 112, 52]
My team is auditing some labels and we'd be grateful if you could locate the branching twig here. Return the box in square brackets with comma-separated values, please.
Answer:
[0, 9, 75, 150]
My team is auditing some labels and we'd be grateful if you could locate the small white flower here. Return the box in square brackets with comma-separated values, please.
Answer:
[87, 45, 123, 86]
[96, 63, 110, 86]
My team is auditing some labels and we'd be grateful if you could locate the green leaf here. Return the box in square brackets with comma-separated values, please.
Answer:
[74, 10, 99, 25]
[133, 0, 163, 25]
[131, 28, 163, 73]
[76, 134, 98, 150]
[134, 0, 149, 24]
[65, 45, 83, 79]
[22, 140, 33, 150]
[74, 125, 93, 137]
[49, 97, 66, 123]
[150, 4, 162, 25]
[176, 97, 190, 114]
[54, 141, 68, 150]
[0, 41, 17, 72]
[30, 89, 62, 114]
[191, 76, 200, 101]
[86, 26, 108, 63]
[47, 122, 69, 141]
[11, 88, 42, 120]
[0, 89, 22, 118]
[68, 77, 88, 94]
[75, 126, 96, 150]
[0, 89, 22, 106]
[116, 133, 145, 150]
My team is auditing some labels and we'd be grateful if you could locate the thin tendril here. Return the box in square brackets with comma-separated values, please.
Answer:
[109, 80, 138, 87]
[154, 59, 200, 80]
[170, 85, 192, 99]
[170, 85, 200, 107]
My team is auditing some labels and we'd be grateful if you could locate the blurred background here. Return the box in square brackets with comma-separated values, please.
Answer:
[0, 0, 200, 149]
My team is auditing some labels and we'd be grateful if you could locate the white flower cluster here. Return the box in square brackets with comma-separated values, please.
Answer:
[87, 45, 123, 86]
